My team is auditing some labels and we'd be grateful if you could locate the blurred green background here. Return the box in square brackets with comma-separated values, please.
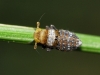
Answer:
[0, 0, 100, 75]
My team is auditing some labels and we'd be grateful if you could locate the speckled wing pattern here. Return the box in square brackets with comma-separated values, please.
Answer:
[44, 25, 82, 51]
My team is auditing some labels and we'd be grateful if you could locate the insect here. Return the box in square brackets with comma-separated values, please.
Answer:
[34, 22, 82, 51]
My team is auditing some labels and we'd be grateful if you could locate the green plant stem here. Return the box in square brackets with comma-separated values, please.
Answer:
[77, 33, 100, 53]
[0, 23, 100, 53]
[0, 24, 35, 44]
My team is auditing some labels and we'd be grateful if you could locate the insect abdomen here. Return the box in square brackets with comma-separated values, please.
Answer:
[56, 29, 82, 51]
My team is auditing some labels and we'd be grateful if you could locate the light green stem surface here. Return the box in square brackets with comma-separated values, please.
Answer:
[0, 23, 100, 53]
[0, 24, 35, 44]
[77, 33, 100, 53]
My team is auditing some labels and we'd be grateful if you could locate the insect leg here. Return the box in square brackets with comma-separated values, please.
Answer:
[34, 42, 37, 49]
[46, 26, 50, 30]
[37, 22, 40, 28]
[34, 22, 41, 49]
[50, 25, 57, 30]
[46, 48, 51, 51]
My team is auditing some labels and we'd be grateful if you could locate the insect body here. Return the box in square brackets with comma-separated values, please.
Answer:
[56, 29, 82, 51]
[46, 25, 59, 47]
[34, 22, 48, 49]
[34, 22, 82, 51]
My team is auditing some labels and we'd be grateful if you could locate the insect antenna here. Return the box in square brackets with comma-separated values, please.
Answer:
[38, 13, 45, 22]
[36, 49, 40, 54]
